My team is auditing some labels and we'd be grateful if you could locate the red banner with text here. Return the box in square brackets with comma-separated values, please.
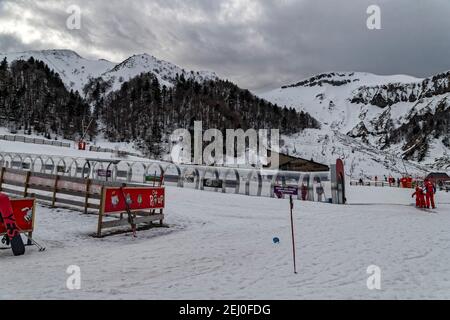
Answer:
[103, 187, 165, 214]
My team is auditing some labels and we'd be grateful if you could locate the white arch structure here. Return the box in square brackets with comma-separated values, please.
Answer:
[0, 152, 333, 201]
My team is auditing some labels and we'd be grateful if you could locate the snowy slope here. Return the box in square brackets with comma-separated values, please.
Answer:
[261, 72, 449, 172]
[262, 72, 422, 133]
[99, 53, 218, 93]
[280, 129, 429, 178]
[1, 185, 450, 299]
[0, 50, 115, 94]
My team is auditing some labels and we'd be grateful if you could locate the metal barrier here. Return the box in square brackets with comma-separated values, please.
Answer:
[350, 180, 400, 187]
[0, 151, 340, 202]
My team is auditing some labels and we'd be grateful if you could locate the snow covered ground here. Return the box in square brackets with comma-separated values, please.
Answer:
[1, 185, 450, 300]
[0, 141, 144, 161]
[281, 129, 430, 178]
[0, 127, 147, 158]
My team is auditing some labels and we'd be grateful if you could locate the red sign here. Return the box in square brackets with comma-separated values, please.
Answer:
[103, 187, 165, 214]
[78, 141, 86, 150]
[0, 199, 35, 235]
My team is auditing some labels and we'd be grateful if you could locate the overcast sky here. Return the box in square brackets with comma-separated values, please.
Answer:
[1, 0, 449, 91]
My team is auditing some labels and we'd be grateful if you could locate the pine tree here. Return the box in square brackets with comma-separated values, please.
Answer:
[0, 57, 7, 71]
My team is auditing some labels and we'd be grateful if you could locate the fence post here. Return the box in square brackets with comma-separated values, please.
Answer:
[84, 179, 92, 214]
[23, 171, 31, 197]
[0, 167, 5, 192]
[27, 200, 36, 245]
[96, 186, 106, 237]
[51, 175, 60, 207]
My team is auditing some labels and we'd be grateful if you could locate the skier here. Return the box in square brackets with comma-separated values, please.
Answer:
[412, 186, 425, 208]
[419, 185, 427, 208]
[424, 179, 436, 209]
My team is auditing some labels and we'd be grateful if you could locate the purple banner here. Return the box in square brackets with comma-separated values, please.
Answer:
[274, 186, 299, 196]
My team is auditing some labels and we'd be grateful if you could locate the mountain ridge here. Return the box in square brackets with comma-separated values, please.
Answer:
[0, 49, 448, 175]
[0, 49, 219, 95]
[261, 70, 450, 171]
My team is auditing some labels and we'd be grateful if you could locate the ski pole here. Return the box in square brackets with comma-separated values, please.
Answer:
[120, 185, 137, 237]
[20, 232, 46, 252]
[290, 195, 297, 274]
[13, 224, 46, 252]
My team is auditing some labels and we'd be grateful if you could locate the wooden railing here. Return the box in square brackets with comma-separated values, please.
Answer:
[0, 167, 126, 214]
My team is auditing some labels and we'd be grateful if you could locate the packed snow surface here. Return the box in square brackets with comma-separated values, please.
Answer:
[1, 185, 449, 299]
[0, 139, 146, 161]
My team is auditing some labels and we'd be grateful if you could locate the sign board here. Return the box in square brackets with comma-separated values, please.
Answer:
[97, 169, 112, 178]
[274, 186, 299, 196]
[103, 187, 165, 215]
[203, 179, 223, 189]
[0, 198, 36, 235]
[78, 141, 86, 150]
[117, 170, 128, 178]
[97, 187, 166, 237]
[145, 174, 161, 183]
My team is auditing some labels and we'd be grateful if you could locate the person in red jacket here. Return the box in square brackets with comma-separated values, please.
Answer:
[424, 179, 436, 209]
[412, 186, 425, 208]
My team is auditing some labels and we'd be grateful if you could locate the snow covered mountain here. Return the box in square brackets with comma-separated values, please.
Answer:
[262, 72, 422, 133]
[0, 50, 218, 96]
[98, 53, 218, 94]
[0, 49, 447, 176]
[0, 49, 115, 94]
[261, 71, 450, 175]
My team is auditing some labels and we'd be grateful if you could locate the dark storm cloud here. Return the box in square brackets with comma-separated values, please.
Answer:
[1, 0, 450, 91]
[0, 33, 29, 52]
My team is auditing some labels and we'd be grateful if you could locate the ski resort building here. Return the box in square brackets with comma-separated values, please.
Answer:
[265, 151, 330, 172]
[425, 172, 450, 186]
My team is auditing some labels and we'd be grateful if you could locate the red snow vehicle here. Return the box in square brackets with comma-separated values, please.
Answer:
[0, 194, 43, 255]
[0, 193, 26, 256]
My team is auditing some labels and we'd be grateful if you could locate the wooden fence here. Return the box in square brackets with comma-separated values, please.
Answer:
[0, 167, 167, 237]
[0, 167, 125, 214]
[0, 134, 71, 148]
